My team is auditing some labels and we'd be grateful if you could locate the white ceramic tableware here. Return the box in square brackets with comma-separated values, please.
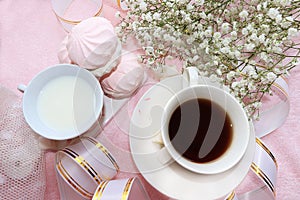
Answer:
[129, 75, 255, 199]
[160, 84, 250, 174]
[19, 64, 103, 140]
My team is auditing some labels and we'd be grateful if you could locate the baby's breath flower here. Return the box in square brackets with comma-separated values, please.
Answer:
[220, 47, 230, 54]
[221, 23, 230, 33]
[267, 72, 277, 81]
[288, 28, 298, 38]
[196, 0, 205, 6]
[267, 8, 280, 20]
[118, 0, 300, 117]
[262, 1, 268, 9]
[245, 43, 255, 51]
[242, 28, 248, 36]
[227, 71, 236, 81]
[139, 1, 147, 11]
[213, 32, 222, 39]
[153, 12, 161, 20]
[239, 10, 249, 20]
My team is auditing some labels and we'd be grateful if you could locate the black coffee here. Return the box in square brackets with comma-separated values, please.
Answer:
[168, 98, 233, 163]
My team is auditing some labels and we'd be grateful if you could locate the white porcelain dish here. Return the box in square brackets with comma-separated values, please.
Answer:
[129, 75, 255, 200]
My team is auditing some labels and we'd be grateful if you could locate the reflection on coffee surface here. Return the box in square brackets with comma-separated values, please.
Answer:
[168, 98, 233, 163]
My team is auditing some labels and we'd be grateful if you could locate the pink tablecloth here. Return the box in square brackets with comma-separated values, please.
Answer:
[1, 0, 300, 199]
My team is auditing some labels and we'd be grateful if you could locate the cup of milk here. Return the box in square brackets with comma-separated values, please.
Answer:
[18, 64, 104, 140]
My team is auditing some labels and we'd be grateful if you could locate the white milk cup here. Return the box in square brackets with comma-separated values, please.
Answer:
[18, 64, 104, 140]
[159, 67, 250, 174]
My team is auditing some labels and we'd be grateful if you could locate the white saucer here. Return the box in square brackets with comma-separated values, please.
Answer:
[129, 75, 255, 200]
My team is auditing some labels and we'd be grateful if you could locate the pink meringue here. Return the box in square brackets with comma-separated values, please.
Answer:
[58, 17, 121, 77]
[101, 51, 145, 99]
[57, 36, 71, 64]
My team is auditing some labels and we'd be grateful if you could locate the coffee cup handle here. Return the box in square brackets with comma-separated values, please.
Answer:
[17, 84, 27, 93]
[186, 67, 200, 86]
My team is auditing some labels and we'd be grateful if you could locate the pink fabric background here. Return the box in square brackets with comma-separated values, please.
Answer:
[0, 0, 299, 199]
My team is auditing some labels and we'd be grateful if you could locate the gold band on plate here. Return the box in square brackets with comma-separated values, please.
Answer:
[226, 191, 236, 200]
[116, 0, 128, 10]
[57, 161, 93, 198]
[117, 0, 121, 8]
[255, 138, 278, 168]
[272, 82, 289, 98]
[251, 162, 276, 196]
[84, 137, 120, 172]
[54, 2, 103, 25]
[92, 181, 109, 200]
[122, 178, 135, 200]
[280, 74, 289, 84]
[62, 148, 102, 184]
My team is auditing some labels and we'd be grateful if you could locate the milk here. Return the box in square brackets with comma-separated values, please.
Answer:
[37, 76, 96, 132]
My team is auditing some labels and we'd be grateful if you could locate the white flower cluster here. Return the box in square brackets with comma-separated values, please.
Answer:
[117, 0, 300, 117]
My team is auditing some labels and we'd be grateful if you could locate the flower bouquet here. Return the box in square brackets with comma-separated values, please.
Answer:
[116, 0, 300, 117]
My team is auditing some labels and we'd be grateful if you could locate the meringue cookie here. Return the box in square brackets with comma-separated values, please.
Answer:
[91, 39, 122, 78]
[57, 36, 71, 64]
[58, 17, 121, 77]
[101, 52, 145, 99]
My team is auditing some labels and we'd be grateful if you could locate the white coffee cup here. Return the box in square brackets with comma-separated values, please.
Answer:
[160, 68, 250, 174]
[18, 64, 104, 140]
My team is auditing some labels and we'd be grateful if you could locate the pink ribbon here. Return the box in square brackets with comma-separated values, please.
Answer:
[225, 76, 289, 200]
[92, 178, 150, 200]
[55, 137, 150, 199]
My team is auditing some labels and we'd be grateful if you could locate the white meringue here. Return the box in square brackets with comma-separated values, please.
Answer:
[101, 51, 145, 99]
[58, 17, 121, 77]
